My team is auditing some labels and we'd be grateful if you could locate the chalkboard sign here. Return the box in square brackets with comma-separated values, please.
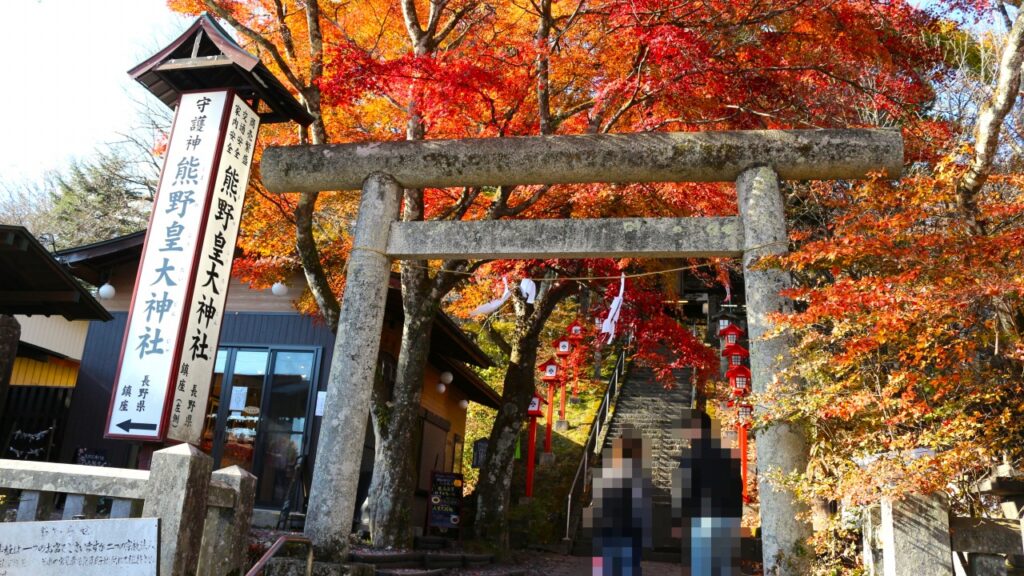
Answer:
[471, 439, 488, 469]
[74, 448, 109, 467]
[428, 472, 463, 530]
[6, 427, 52, 460]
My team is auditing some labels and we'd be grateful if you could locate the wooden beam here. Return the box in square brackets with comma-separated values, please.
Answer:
[949, 517, 1022, 555]
[154, 55, 235, 72]
[262, 128, 903, 193]
[385, 217, 743, 260]
[0, 291, 81, 304]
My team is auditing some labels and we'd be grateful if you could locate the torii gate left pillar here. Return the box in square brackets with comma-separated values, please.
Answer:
[262, 128, 902, 572]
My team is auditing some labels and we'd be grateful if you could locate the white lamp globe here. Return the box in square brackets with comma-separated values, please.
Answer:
[271, 282, 289, 297]
[440, 371, 454, 385]
[97, 283, 116, 300]
[458, 399, 469, 410]
[436, 382, 447, 394]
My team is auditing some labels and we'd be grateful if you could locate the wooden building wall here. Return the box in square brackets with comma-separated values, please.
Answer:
[59, 311, 336, 467]
[14, 315, 89, 360]
[10, 357, 79, 388]
[2, 385, 75, 462]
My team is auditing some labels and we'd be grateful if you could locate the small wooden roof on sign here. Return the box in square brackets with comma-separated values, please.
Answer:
[129, 13, 313, 125]
[0, 226, 112, 321]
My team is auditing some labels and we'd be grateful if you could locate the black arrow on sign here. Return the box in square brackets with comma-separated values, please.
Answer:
[116, 420, 158, 433]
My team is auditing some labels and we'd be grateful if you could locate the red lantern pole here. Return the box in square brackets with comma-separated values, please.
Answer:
[526, 415, 538, 497]
[739, 422, 749, 503]
[559, 381, 567, 421]
[545, 382, 555, 453]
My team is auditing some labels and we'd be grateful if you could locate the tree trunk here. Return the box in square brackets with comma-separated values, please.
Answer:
[474, 281, 571, 550]
[0, 315, 19, 421]
[473, 332, 540, 551]
[367, 296, 436, 548]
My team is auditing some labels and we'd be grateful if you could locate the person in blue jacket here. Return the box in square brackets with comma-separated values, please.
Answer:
[672, 409, 742, 576]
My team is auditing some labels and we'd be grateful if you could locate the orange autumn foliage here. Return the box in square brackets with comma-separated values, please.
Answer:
[761, 154, 1024, 505]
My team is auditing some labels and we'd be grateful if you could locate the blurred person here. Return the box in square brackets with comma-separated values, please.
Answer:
[672, 409, 742, 576]
[586, 425, 654, 576]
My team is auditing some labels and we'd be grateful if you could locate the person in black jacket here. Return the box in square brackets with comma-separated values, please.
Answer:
[672, 409, 742, 576]
[587, 425, 653, 576]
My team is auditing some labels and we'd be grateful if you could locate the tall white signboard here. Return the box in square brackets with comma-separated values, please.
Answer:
[106, 91, 233, 441]
[166, 96, 259, 444]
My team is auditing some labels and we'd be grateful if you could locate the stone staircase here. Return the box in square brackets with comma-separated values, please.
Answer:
[264, 550, 498, 575]
[572, 365, 692, 560]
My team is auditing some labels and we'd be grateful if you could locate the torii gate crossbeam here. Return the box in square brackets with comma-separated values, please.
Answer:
[260, 128, 902, 574]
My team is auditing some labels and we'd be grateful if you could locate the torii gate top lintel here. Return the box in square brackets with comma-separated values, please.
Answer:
[261, 128, 902, 193]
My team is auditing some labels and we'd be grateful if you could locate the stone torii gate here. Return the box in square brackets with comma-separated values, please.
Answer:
[261, 128, 902, 573]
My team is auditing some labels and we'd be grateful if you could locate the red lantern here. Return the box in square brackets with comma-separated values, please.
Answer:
[717, 323, 744, 345]
[566, 319, 585, 342]
[737, 402, 753, 422]
[726, 364, 751, 397]
[552, 336, 572, 358]
[527, 393, 546, 417]
[538, 357, 560, 381]
[721, 343, 749, 368]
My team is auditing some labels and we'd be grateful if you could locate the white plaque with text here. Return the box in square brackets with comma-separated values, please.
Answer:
[0, 518, 158, 575]
[106, 91, 229, 440]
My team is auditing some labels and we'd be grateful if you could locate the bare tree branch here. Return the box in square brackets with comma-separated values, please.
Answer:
[203, 0, 304, 92]
[480, 320, 512, 359]
[401, 0, 427, 50]
[956, 8, 1024, 235]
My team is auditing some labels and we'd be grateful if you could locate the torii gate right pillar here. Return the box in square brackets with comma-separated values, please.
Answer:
[737, 166, 811, 573]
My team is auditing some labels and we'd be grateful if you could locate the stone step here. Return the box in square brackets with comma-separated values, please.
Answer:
[264, 557, 345, 576]
[346, 551, 494, 570]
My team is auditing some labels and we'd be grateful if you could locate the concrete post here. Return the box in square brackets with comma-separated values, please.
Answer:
[736, 166, 811, 574]
[110, 497, 142, 518]
[142, 443, 213, 576]
[305, 173, 402, 559]
[15, 489, 54, 521]
[863, 505, 884, 576]
[62, 493, 99, 519]
[968, 554, 1006, 576]
[880, 493, 953, 576]
[197, 465, 256, 576]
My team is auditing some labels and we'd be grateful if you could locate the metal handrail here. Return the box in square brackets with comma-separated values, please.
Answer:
[246, 534, 314, 576]
[563, 346, 629, 542]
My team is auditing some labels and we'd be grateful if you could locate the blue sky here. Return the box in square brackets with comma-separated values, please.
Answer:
[0, 0, 189, 186]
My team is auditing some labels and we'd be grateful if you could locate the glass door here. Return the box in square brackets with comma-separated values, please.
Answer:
[253, 350, 316, 507]
[204, 346, 319, 508]
[218, 349, 270, 472]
